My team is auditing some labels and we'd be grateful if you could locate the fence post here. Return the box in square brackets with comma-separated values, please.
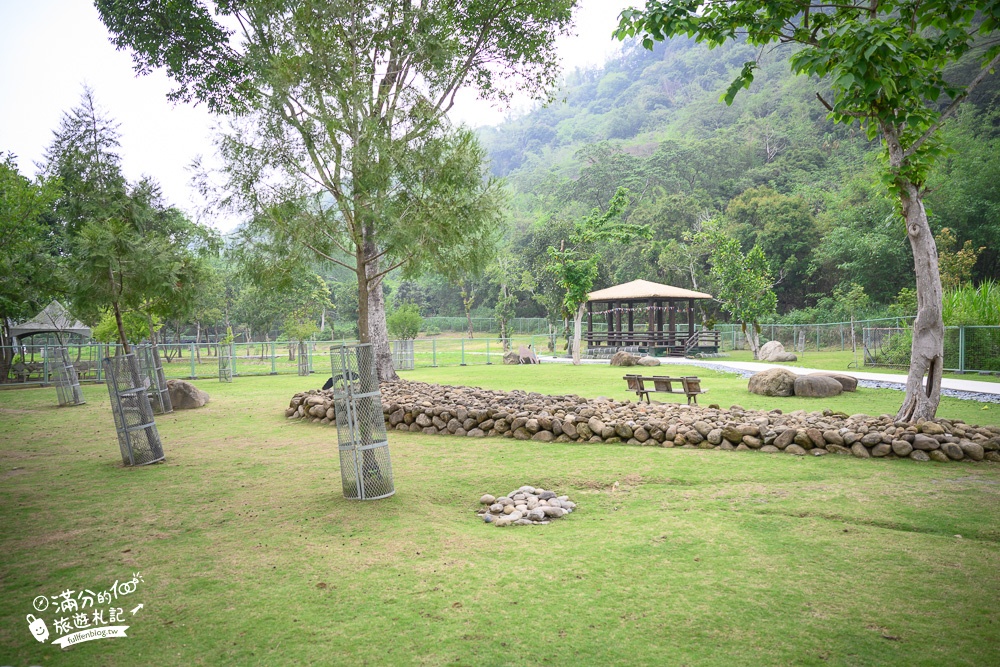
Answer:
[432, 339, 437, 367]
[959, 326, 966, 373]
[460, 338, 466, 366]
[486, 339, 491, 365]
[271, 341, 276, 374]
[308, 341, 314, 373]
[841, 326, 845, 351]
[43, 346, 50, 385]
[190, 342, 196, 378]
[816, 326, 820, 351]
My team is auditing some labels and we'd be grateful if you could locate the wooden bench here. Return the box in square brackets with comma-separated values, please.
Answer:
[624, 374, 707, 405]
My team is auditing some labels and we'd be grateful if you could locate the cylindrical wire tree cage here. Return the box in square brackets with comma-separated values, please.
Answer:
[219, 344, 233, 382]
[102, 352, 165, 466]
[53, 346, 86, 406]
[330, 344, 394, 500]
[298, 341, 310, 376]
[136, 344, 173, 414]
[391, 339, 415, 371]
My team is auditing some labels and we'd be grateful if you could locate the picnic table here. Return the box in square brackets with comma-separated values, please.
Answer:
[623, 374, 707, 405]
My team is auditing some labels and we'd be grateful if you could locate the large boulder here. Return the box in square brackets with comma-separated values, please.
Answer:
[808, 372, 858, 392]
[792, 375, 843, 398]
[747, 368, 798, 397]
[636, 355, 660, 367]
[610, 351, 637, 367]
[758, 340, 798, 362]
[167, 379, 210, 409]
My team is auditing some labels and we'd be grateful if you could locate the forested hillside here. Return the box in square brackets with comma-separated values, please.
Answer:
[396, 35, 999, 327]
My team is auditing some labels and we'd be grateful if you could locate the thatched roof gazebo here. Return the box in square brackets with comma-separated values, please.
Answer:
[584, 279, 719, 356]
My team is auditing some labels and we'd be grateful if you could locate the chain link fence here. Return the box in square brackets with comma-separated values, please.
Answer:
[714, 318, 1000, 374]
[4, 321, 998, 383]
[714, 318, 918, 354]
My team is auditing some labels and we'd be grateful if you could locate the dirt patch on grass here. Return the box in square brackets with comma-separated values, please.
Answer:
[0, 466, 28, 480]
[15, 528, 87, 550]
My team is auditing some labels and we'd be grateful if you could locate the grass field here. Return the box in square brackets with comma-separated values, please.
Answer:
[722, 349, 1000, 384]
[1, 369, 999, 666]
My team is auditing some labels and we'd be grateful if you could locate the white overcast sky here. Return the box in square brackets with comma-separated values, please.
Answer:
[0, 0, 632, 232]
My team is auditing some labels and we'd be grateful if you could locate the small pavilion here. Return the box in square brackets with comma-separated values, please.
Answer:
[584, 279, 718, 356]
[9, 301, 92, 346]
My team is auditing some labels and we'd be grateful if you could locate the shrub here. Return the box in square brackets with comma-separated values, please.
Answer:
[387, 304, 422, 340]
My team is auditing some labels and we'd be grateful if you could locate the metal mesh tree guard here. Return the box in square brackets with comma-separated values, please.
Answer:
[102, 353, 165, 466]
[219, 344, 233, 382]
[136, 344, 173, 414]
[53, 346, 85, 406]
[330, 344, 395, 500]
[298, 341, 310, 376]
[391, 339, 415, 371]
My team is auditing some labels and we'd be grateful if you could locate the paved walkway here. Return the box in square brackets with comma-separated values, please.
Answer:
[535, 354, 1000, 396]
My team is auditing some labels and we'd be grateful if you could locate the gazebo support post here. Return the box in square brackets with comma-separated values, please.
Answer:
[606, 301, 613, 348]
[647, 299, 654, 349]
[587, 301, 593, 348]
[627, 304, 634, 347]
[668, 299, 676, 347]
[614, 302, 622, 348]
[688, 299, 695, 347]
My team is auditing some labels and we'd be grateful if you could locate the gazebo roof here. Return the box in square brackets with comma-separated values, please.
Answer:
[587, 279, 712, 302]
[9, 301, 92, 340]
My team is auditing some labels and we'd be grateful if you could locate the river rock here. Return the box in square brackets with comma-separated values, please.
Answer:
[793, 375, 843, 398]
[610, 351, 637, 366]
[758, 340, 798, 362]
[167, 380, 210, 409]
[808, 372, 858, 392]
[748, 368, 797, 397]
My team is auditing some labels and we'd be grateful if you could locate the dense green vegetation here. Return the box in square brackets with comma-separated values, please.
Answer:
[462, 35, 1000, 328]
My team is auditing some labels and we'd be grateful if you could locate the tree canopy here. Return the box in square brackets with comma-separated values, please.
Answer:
[616, 0, 1000, 420]
[97, 0, 576, 380]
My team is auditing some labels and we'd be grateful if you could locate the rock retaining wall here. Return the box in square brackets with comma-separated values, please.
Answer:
[286, 381, 1000, 463]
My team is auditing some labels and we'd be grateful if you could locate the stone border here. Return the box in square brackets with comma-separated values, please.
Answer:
[286, 381, 1000, 463]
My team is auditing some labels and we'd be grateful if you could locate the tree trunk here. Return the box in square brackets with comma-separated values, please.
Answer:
[113, 300, 130, 354]
[883, 125, 944, 421]
[743, 322, 760, 359]
[571, 303, 586, 365]
[195, 322, 202, 362]
[0, 319, 13, 383]
[366, 252, 398, 382]
[357, 251, 370, 345]
[461, 282, 474, 339]
[895, 181, 943, 421]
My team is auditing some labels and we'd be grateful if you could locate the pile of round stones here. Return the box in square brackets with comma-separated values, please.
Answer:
[478, 486, 576, 527]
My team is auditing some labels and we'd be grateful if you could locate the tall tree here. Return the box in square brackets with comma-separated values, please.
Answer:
[97, 0, 575, 381]
[0, 154, 63, 380]
[547, 187, 651, 364]
[618, 0, 1000, 420]
[702, 228, 777, 360]
[46, 91, 218, 352]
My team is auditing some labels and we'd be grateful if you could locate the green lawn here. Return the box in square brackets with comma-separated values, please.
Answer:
[721, 349, 1000, 384]
[1, 371, 998, 666]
